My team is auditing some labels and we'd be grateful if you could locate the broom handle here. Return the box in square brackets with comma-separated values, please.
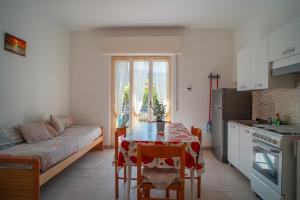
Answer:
[208, 75, 212, 123]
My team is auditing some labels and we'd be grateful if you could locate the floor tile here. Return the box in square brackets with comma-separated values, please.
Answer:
[41, 186, 88, 200]
[41, 149, 259, 200]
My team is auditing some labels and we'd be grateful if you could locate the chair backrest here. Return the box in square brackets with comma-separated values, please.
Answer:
[115, 127, 126, 160]
[191, 126, 202, 142]
[137, 144, 186, 185]
[147, 121, 172, 123]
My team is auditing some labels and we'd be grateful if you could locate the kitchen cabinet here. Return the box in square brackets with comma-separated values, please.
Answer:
[239, 126, 253, 179]
[269, 17, 300, 62]
[228, 122, 253, 179]
[237, 46, 252, 91]
[251, 37, 269, 90]
[237, 37, 268, 91]
[228, 122, 240, 169]
[237, 36, 295, 91]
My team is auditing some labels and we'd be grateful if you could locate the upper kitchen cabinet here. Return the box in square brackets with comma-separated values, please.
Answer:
[237, 36, 295, 91]
[237, 45, 252, 91]
[251, 37, 269, 90]
[237, 36, 269, 91]
[269, 17, 300, 76]
[269, 17, 300, 62]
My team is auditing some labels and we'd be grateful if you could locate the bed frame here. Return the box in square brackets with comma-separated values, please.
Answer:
[0, 127, 104, 200]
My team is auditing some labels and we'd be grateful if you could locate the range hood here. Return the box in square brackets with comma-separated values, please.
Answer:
[272, 53, 300, 76]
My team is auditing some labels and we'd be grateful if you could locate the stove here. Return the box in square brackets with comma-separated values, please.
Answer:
[252, 124, 300, 148]
[251, 124, 300, 200]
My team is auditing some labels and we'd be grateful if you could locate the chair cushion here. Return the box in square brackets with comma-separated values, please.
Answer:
[0, 126, 101, 172]
[142, 167, 180, 189]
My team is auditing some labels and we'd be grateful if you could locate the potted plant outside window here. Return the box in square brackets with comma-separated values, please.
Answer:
[152, 100, 167, 132]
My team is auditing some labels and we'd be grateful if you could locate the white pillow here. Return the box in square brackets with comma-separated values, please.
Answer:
[17, 122, 53, 144]
[50, 115, 64, 134]
[59, 115, 73, 128]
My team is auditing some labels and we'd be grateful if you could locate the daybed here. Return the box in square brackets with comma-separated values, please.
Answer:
[0, 121, 103, 200]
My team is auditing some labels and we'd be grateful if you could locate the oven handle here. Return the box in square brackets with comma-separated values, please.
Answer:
[252, 139, 281, 154]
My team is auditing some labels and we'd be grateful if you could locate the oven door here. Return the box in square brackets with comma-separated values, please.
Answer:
[252, 139, 282, 193]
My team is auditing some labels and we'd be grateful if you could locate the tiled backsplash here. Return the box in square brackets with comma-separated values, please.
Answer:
[252, 74, 300, 126]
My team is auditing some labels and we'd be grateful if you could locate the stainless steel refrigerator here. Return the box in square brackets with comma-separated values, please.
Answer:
[297, 141, 300, 200]
[211, 88, 252, 162]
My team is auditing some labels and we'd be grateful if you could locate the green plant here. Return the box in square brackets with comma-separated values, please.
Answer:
[122, 82, 158, 108]
[152, 100, 166, 122]
[123, 85, 129, 106]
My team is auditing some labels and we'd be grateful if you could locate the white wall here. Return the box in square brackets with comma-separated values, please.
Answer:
[0, 1, 70, 127]
[69, 31, 111, 145]
[175, 30, 234, 147]
[69, 28, 234, 147]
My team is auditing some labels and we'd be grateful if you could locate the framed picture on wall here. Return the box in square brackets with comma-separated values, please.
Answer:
[4, 33, 26, 57]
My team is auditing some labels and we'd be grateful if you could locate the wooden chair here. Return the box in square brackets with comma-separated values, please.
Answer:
[137, 144, 186, 200]
[191, 126, 202, 199]
[148, 121, 172, 123]
[167, 126, 202, 199]
[114, 127, 127, 199]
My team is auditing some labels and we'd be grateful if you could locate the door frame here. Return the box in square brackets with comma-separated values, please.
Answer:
[110, 56, 173, 145]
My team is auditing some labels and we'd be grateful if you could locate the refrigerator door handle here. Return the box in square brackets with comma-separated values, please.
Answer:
[294, 140, 297, 157]
[212, 105, 222, 110]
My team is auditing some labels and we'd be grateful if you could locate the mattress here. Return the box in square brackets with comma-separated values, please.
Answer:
[0, 126, 101, 172]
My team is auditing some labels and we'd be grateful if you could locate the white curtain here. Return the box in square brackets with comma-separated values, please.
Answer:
[115, 61, 129, 115]
[133, 61, 148, 125]
[153, 61, 168, 110]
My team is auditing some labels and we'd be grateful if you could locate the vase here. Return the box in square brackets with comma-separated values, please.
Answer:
[156, 121, 165, 132]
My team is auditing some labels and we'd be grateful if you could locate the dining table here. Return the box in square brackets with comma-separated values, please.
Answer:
[117, 122, 205, 200]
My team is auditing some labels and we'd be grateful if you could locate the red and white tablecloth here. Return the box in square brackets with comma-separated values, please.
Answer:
[117, 122, 205, 176]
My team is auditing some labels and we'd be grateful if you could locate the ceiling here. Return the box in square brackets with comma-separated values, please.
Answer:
[8, 0, 300, 30]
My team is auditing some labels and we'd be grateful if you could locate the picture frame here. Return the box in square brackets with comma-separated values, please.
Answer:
[4, 33, 26, 57]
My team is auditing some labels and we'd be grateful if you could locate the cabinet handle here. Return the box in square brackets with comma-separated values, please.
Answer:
[240, 85, 247, 90]
[254, 83, 263, 88]
[244, 130, 250, 133]
[231, 125, 236, 128]
[281, 47, 295, 55]
[270, 149, 280, 154]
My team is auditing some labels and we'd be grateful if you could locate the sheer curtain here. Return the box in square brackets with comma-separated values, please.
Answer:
[115, 61, 130, 127]
[133, 61, 148, 126]
[153, 61, 168, 111]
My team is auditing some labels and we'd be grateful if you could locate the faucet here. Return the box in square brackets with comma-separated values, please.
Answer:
[256, 102, 275, 124]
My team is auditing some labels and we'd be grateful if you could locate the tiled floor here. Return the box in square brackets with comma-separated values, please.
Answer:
[41, 149, 259, 200]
